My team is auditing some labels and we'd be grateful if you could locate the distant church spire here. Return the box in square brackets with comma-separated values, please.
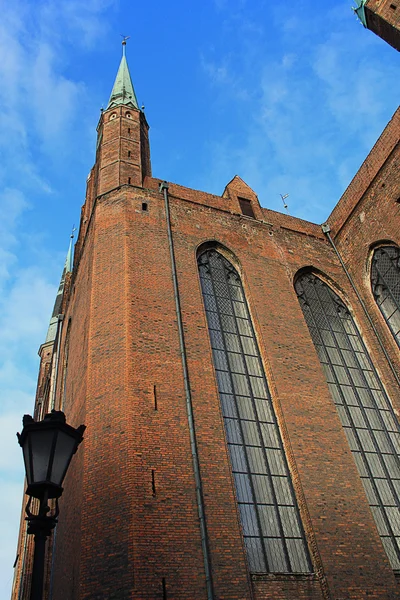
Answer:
[45, 235, 74, 344]
[107, 38, 139, 110]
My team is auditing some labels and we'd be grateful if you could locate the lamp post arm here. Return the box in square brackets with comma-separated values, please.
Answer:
[27, 490, 57, 600]
[30, 526, 47, 600]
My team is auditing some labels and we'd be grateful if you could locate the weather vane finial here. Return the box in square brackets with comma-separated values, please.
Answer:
[120, 35, 130, 56]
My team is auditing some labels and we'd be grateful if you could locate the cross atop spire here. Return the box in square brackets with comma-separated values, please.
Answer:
[107, 38, 139, 110]
[121, 35, 130, 55]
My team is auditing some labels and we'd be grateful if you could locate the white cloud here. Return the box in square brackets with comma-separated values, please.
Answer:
[0, 413, 28, 474]
[30, 43, 84, 143]
[0, 269, 56, 348]
[0, 479, 25, 596]
[0, 189, 28, 290]
[199, 4, 400, 218]
[0, 189, 29, 239]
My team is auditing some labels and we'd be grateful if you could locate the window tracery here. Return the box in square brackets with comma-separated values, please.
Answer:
[198, 249, 311, 573]
[295, 272, 400, 570]
[371, 246, 400, 347]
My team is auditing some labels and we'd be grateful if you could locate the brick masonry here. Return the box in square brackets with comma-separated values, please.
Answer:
[364, 0, 400, 51]
[12, 103, 400, 600]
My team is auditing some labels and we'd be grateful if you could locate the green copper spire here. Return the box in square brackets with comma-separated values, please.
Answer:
[353, 0, 367, 26]
[107, 40, 139, 110]
[45, 235, 74, 344]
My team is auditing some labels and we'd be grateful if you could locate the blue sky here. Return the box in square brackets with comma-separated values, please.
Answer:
[0, 0, 399, 596]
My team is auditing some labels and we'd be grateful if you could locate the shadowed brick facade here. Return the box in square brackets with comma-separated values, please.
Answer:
[11, 48, 400, 600]
[356, 0, 400, 51]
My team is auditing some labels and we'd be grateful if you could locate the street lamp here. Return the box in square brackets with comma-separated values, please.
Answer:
[17, 410, 85, 600]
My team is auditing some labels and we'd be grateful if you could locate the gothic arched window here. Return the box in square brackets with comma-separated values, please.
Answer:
[295, 272, 400, 570]
[371, 246, 400, 348]
[198, 249, 311, 574]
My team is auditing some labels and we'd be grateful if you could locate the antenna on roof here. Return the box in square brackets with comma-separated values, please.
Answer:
[280, 193, 289, 214]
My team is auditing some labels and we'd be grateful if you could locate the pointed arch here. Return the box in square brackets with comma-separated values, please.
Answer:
[198, 247, 311, 574]
[295, 270, 400, 570]
[196, 240, 243, 274]
[370, 244, 400, 348]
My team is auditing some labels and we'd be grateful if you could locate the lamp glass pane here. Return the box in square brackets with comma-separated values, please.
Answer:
[22, 440, 33, 485]
[30, 429, 56, 483]
[51, 430, 78, 486]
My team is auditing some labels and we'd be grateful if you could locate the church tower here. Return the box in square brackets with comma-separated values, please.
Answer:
[355, 0, 400, 51]
[11, 43, 400, 600]
[95, 39, 151, 195]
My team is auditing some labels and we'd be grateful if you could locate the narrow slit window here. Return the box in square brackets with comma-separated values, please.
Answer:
[153, 384, 157, 409]
[142, 202, 148, 212]
[238, 197, 255, 218]
[198, 249, 311, 574]
[128, 177, 131, 184]
[371, 246, 400, 348]
[295, 272, 400, 570]
[128, 150, 131, 158]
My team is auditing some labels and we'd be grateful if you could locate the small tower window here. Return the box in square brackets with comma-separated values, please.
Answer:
[128, 128, 131, 134]
[110, 113, 117, 121]
[128, 177, 131, 184]
[126, 112, 132, 119]
[238, 197, 255, 218]
[390, 3, 397, 9]
[128, 151, 131, 158]
[142, 202, 148, 211]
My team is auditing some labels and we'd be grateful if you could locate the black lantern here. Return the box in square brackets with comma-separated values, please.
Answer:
[17, 410, 85, 600]
[18, 410, 85, 500]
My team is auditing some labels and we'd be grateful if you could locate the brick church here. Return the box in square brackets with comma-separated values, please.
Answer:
[12, 30, 400, 600]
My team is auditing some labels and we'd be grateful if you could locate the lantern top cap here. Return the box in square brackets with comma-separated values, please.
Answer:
[44, 410, 66, 423]
[22, 410, 66, 428]
[18, 410, 86, 447]
[22, 414, 34, 426]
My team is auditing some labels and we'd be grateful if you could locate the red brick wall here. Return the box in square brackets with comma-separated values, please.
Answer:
[97, 106, 150, 195]
[168, 192, 398, 599]
[50, 214, 94, 599]
[46, 173, 400, 599]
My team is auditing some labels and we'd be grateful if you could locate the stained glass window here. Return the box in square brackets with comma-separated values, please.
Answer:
[198, 249, 311, 573]
[371, 246, 400, 348]
[295, 272, 400, 570]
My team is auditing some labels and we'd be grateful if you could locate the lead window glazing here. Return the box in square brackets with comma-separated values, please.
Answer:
[295, 272, 400, 570]
[371, 246, 400, 348]
[198, 249, 311, 574]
